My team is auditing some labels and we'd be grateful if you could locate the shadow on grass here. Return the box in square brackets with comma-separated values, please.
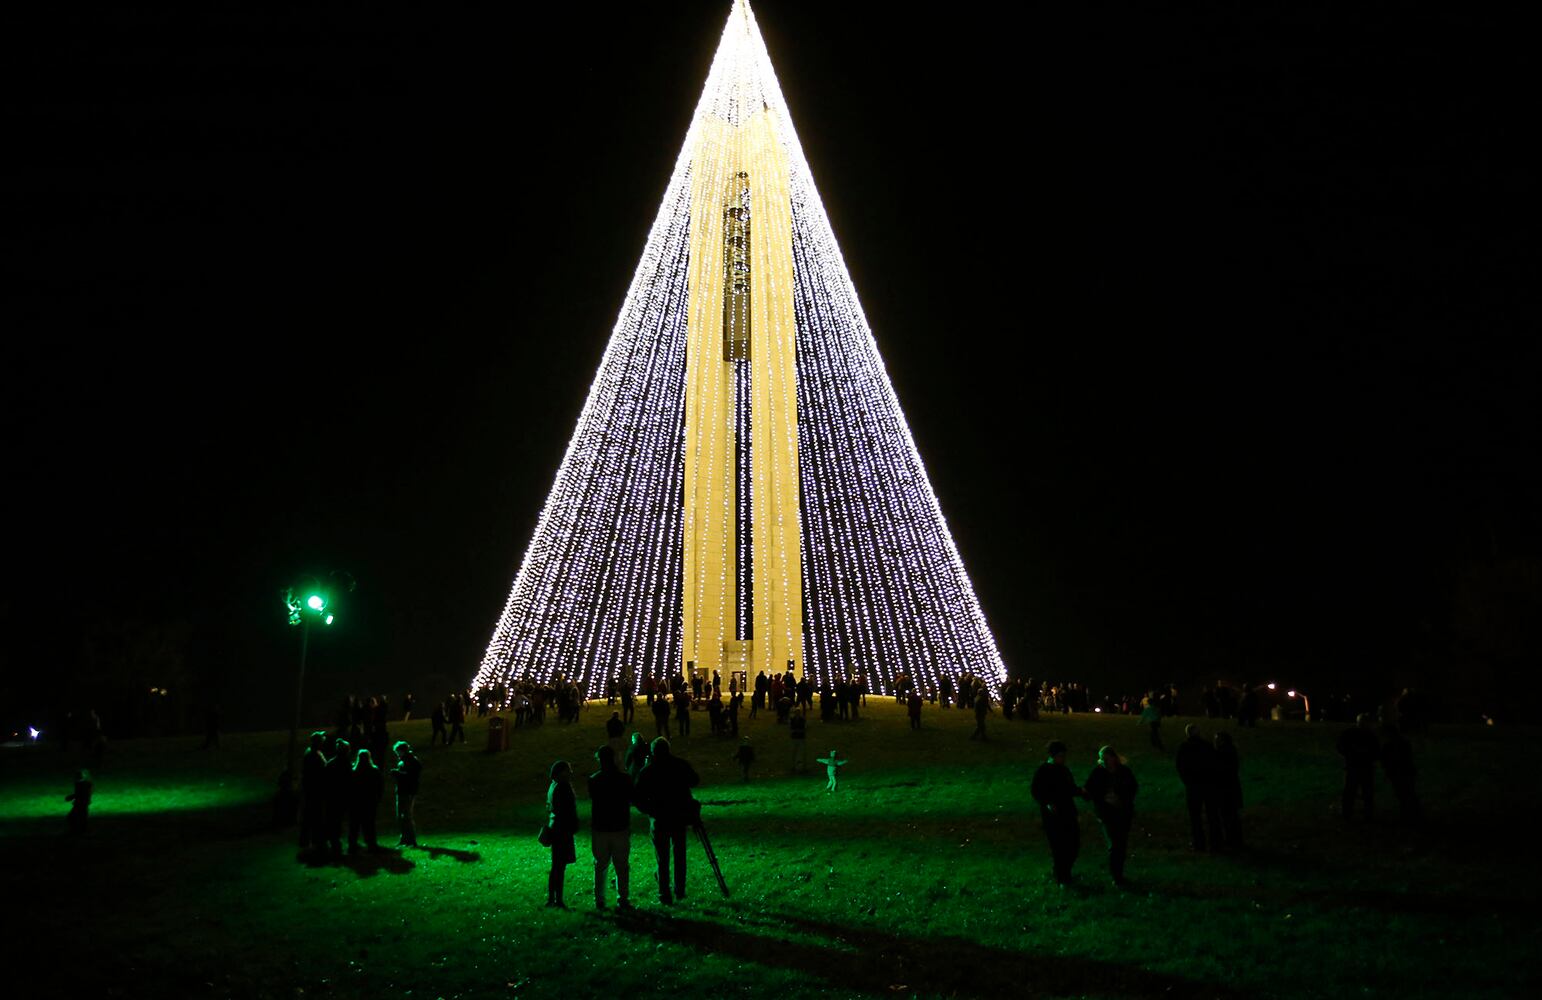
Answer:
[298, 847, 416, 877]
[417, 844, 482, 863]
[600, 904, 1244, 998]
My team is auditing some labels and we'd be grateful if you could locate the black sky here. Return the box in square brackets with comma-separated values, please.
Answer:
[6, 2, 1534, 726]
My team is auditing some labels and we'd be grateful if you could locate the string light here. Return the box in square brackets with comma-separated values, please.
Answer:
[474, 0, 1006, 700]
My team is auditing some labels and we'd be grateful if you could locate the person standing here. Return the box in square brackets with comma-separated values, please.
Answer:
[449, 696, 467, 745]
[1139, 695, 1164, 751]
[430, 702, 448, 746]
[789, 709, 808, 772]
[1175, 724, 1221, 852]
[631, 738, 700, 905]
[586, 745, 633, 910]
[1213, 731, 1244, 848]
[544, 760, 579, 908]
[65, 768, 93, 836]
[625, 731, 651, 782]
[732, 738, 755, 781]
[391, 740, 421, 847]
[816, 749, 848, 792]
[323, 738, 352, 860]
[970, 687, 991, 740]
[1030, 741, 1081, 885]
[1380, 722, 1421, 825]
[651, 691, 671, 738]
[907, 689, 923, 730]
[674, 689, 692, 737]
[299, 731, 329, 850]
[402, 693, 415, 721]
[1083, 745, 1138, 886]
[349, 748, 384, 854]
[605, 711, 626, 758]
[1337, 713, 1379, 820]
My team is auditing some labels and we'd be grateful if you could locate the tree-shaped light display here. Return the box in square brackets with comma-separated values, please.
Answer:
[474, 0, 1006, 698]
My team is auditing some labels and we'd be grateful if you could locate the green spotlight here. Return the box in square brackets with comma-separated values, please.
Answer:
[307, 594, 325, 611]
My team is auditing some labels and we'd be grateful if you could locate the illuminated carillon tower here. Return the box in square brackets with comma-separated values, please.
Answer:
[473, 0, 1008, 700]
[683, 98, 803, 684]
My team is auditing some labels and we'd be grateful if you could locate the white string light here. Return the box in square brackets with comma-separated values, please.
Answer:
[474, 0, 1007, 700]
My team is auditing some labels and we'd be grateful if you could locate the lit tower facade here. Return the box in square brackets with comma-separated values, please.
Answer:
[474, 0, 1007, 698]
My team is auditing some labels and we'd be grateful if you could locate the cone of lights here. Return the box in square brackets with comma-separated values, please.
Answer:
[474, 0, 1007, 698]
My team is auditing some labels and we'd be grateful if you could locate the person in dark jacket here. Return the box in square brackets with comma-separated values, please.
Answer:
[392, 740, 422, 847]
[323, 738, 352, 860]
[1380, 722, 1421, 825]
[1175, 724, 1222, 852]
[625, 731, 651, 782]
[1337, 713, 1379, 820]
[349, 748, 384, 854]
[65, 768, 93, 836]
[587, 745, 633, 910]
[1084, 745, 1138, 886]
[299, 731, 329, 850]
[1213, 731, 1244, 847]
[631, 738, 700, 905]
[430, 702, 448, 746]
[652, 693, 671, 738]
[970, 688, 991, 740]
[1030, 741, 1081, 885]
[545, 760, 579, 908]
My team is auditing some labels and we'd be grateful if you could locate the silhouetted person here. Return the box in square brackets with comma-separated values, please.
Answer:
[970, 688, 991, 740]
[274, 768, 298, 828]
[299, 731, 329, 850]
[632, 737, 699, 905]
[1337, 713, 1379, 820]
[1031, 741, 1081, 885]
[349, 748, 384, 853]
[732, 738, 755, 781]
[789, 709, 808, 772]
[392, 740, 421, 847]
[1140, 696, 1164, 751]
[1084, 745, 1138, 886]
[625, 731, 651, 782]
[1213, 731, 1244, 847]
[652, 694, 671, 738]
[1176, 724, 1222, 852]
[1380, 723, 1421, 825]
[449, 696, 467, 744]
[545, 760, 578, 908]
[587, 745, 633, 910]
[402, 693, 415, 721]
[674, 690, 692, 737]
[908, 690, 923, 729]
[605, 711, 625, 758]
[430, 702, 448, 746]
[65, 768, 92, 836]
[323, 738, 352, 860]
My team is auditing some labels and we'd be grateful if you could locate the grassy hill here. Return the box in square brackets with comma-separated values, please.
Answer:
[2, 701, 1536, 999]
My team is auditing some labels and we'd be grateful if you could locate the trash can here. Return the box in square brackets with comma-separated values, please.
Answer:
[487, 715, 508, 751]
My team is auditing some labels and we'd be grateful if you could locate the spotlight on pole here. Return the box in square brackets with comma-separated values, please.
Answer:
[281, 570, 357, 776]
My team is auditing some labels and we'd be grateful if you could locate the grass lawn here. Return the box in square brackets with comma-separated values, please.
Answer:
[2, 701, 1537, 999]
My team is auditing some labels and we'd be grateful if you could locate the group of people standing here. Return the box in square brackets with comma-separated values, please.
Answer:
[541, 736, 701, 910]
[298, 732, 421, 858]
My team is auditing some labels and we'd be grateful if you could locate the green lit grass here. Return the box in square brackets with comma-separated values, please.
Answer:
[1, 703, 1536, 998]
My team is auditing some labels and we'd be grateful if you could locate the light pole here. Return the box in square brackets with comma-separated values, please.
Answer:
[283, 572, 354, 777]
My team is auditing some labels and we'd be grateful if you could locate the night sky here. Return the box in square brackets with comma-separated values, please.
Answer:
[7, 2, 1534, 728]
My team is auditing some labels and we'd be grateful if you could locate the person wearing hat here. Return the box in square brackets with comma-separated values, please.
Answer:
[1030, 741, 1082, 885]
[586, 745, 633, 910]
[1336, 712, 1380, 820]
[1083, 745, 1139, 886]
